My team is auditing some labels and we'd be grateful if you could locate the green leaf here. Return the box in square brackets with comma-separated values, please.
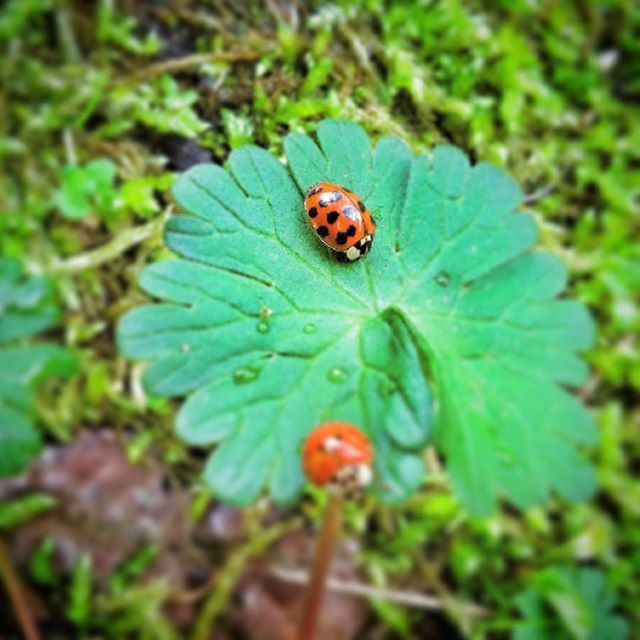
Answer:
[0, 258, 59, 342]
[514, 565, 629, 640]
[0, 260, 76, 476]
[55, 159, 118, 220]
[0, 492, 57, 529]
[118, 119, 596, 512]
[67, 554, 93, 627]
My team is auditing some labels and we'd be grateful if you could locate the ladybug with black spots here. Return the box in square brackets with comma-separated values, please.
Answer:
[302, 421, 373, 495]
[304, 182, 376, 262]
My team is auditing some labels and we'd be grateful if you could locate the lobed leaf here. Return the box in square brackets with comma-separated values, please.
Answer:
[0, 260, 77, 476]
[118, 120, 596, 513]
[514, 565, 629, 640]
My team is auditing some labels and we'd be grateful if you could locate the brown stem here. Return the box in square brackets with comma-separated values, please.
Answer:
[296, 493, 343, 640]
[0, 537, 41, 640]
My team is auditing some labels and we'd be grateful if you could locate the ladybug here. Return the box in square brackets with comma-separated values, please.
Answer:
[302, 421, 373, 494]
[304, 182, 376, 262]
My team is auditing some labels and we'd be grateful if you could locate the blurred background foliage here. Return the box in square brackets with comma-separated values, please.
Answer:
[0, 0, 638, 638]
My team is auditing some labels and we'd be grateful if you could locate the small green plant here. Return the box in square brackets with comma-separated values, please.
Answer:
[0, 259, 76, 476]
[96, 0, 160, 56]
[514, 565, 628, 640]
[55, 159, 118, 220]
[118, 119, 596, 514]
[101, 75, 208, 139]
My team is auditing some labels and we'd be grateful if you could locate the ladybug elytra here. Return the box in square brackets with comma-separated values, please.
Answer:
[304, 182, 376, 262]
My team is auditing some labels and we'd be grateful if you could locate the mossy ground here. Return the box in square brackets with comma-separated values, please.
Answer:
[1, 1, 638, 638]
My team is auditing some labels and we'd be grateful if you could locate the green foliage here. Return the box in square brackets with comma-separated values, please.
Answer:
[108, 545, 159, 594]
[67, 554, 93, 628]
[102, 75, 209, 139]
[96, 0, 160, 56]
[55, 159, 118, 220]
[514, 566, 629, 640]
[118, 119, 595, 513]
[117, 173, 174, 219]
[95, 581, 179, 640]
[0, 493, 56, 529]
[0, 259, 76, 475]
[0, 0, 51, 41]
[29, 538, 58, 586]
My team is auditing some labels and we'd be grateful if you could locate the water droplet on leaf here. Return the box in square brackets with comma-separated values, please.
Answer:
[181, 343, 191, 352]
[256, 321, 269, 334]
[233, 366, 260, 385]
[497, 447, 515, 466]
[327, 367, 347, 383]
[303, 323, 316, 334]
[435, 271, 451, 287]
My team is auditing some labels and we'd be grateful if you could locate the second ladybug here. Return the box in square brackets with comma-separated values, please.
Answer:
[302, 421, 373, 494]
[304, 182, 376, 262]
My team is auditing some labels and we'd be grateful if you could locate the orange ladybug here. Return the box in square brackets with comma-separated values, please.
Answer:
[302, 421, 373, 493]
[304, 182, 376, 262]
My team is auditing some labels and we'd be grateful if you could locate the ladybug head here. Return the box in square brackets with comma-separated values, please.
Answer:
[302, 421, 373, 496]
[305, 182, 324, 198]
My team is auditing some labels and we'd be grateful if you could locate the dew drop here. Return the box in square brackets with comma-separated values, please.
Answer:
[259, 306, 273, 318]
[233, 366, 260, 385]
[327, 367, 347, 384]
[434, 270, 451, 287]
[497, 447, 515, 466]
[303, 323, 316, 334]
[181, 343, 191, 353]
[256, 321, 269, 334]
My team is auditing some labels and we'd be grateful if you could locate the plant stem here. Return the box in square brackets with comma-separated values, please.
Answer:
[191, 516, 301, 640]
[296, 493, 343, 640]
[0, 537, 41, 640]
[48, 213, 168, 274]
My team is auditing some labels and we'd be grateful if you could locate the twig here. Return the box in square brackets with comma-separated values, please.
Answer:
[0, 537, 41, 640]
[63, 129, 77, 165]
[140, 50, 268, 77]
[54, 6, 81, 64]
[522, 184, 555, 205]
[337, 23, 378, 80]
[49, 212, 169, 274]
[271, 566, 489, 618]
[191, 517, 302, 640]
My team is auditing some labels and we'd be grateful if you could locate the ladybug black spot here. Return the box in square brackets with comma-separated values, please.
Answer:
[317, 226, 329, 237]
[357, 200, 366, 212]
[308, 206, 318, 218]
[347, 225, 356, 237]
[327, 211, 340, 224]
[336, 231, 348, 245]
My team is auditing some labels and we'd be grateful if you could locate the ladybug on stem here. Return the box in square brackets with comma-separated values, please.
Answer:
[303, 421, 373, 495]
[304, 182, 376, 262]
